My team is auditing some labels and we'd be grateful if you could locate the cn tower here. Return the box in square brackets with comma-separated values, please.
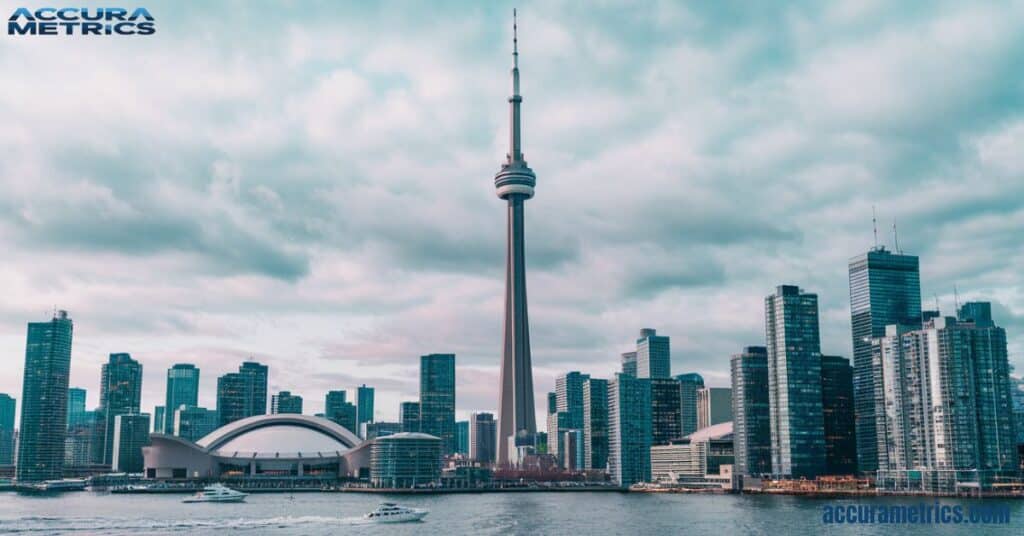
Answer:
[495, 9, 537, 466]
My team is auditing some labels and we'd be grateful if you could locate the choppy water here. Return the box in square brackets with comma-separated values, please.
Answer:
[0, 491, 1021, 534]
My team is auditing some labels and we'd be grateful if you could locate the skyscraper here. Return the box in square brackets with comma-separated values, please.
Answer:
[675, 373, 704, 436]
[172, 406, 218, 442]
[67, 387, 87, 428]
[239, 361, 268, 416]
[621, 352, 637, 377]
[555, 371, 589, 430]
[821, 355, 857, 475]
[731, 346, 771, 477]
[765, 285, 826, 478]
[325, 391, 357, 432]
[582, 378, 608, 470]
[216, 361, 268, 426]
[153, 406, 166, 434]
[469, 412, 497, 464]
[99, 353, 143, 466]
[0, 394, 15, 466]
[650, 378, 682, 445]
[636, 328, 671, 379]
[848, 247, 921, 473]
[400, 402, 421, 433]
[271, 391, 303, 414]
[455, 420, 469, 455]
[111, 413, 149, 473]
[696, 387, 732, 430]
[16, 310, 73, 482]
[608, 373, 651, 486]
[357, 384, 375, 431]
[164, 364, 199, 433]
[64, 408, 97, 467]
[495, 12, 538, 466]
[420, 354, 456, 454]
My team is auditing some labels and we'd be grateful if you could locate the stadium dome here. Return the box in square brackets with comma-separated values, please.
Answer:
[196, 414, 361, 458]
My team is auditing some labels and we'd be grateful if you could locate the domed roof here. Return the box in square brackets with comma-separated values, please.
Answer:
[196, 414, 362, 459]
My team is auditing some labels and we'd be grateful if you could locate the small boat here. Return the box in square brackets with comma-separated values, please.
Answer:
[182, 483, 248, 503]
[364, 502, 428, 523]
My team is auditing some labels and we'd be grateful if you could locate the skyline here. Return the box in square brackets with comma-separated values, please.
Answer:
[2, 2, 1024, 427]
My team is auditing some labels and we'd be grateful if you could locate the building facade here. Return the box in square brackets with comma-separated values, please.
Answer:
[697, 387, 732, 430]
[271, 391, 304, 415]
[0, 394, 15, 466]
[821, 355, 857, 475]
[370, 433, 442, 488]
[400, 402, 421, 433]
[100, 353, 143, 466]
[731, 346, 771, 476]
[676, 373, 705, 437]
[455, 421, 469, 455]
[165, 364, 200, 434]
[582, 378, 608, 470]
[608, 373, 651, 486]
[357, 385, 374, 433]
[324, 391, 357, 433]
[67, 387, 87, 428]
[636, 328, 671, 379]
[172, 406, 219, 442]
[112, 413, 150, 473]
[469, 412, 497, 464]
[650, 378, 682, 445]
[216, 361, 268, 427]
[420, 354, 456, 454]
[621, 352, 637, 377]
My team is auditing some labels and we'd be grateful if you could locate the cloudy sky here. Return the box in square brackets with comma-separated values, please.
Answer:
[2, 0, 1023, 426]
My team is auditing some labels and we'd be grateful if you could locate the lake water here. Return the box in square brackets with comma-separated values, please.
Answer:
[0, 491, 1021, 534]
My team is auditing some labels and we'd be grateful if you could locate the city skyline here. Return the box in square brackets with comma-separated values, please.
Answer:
[2, 2, 1024, 430]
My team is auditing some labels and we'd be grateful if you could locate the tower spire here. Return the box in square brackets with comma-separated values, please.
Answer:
[508, 9, 523, 164]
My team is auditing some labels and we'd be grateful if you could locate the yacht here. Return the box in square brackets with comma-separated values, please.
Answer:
[363, 502, 428, 523]
[182, 483, 248, 503]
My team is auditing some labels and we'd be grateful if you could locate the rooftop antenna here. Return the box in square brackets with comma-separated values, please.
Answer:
[954, 284, 961, 314]
[872, 205, 878, 250]
[892, 220, 901, 254]
[933, 293, 940, 313]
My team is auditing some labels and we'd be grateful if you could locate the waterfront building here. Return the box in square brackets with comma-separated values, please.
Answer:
[848, 247, 921, 473]
[636, 328, 671, 379]
[456, 420, 469, 455]
[370, 432, 442, 488]
[164, 364, 199, 433]
[821, 355, 857, 475]
[420, 354, 456, 454]
[582, 378, 608, 470]
[67, 387, 87, 428]
[364, 421, 402, 441]
[469, 412, 497, 464]
[676, 373, 705, 436]
[100, 352, 143, 467]
[112, 413, 150, 473]
[216, 361, 268, 427]
[765, 285, 826, 479]
[649, 422, 734, 486]
[560, 429, 584, 470]
[650, 378, 682, 445]
[153, 406, 166, 434]
[697, 387, 732, 431]
[172, 406, 219, 442]
[16, 310, 73, 482]
[400, 402, 421, 433]
[730, 347, 771, 476]
[357, 385, 374, 433]
[0, 394, 15, 465]
[608, 373, 651, 486]
[271, 391, 303, 414]
[621, 352, 637, 377]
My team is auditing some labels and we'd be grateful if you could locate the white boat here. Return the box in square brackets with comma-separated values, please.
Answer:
[363, 502, 428, 523]
[182, 483, 248, 503]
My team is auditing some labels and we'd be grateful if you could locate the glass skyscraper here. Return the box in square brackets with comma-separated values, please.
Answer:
[325, 390, 357, 432]
[99, 353, 143, 466]
[731, 346, 771, 476]
[608, 373, 651, 486]
[582, 378, 608, 470]
[455, 420, 469, 455]
[111, 413, 149, 473]
[17, 311, 73, 482]
[0, 393, 15, 466]
[357, 384, 375, 431]
[67, 387, 87, 428]
[765, 285, 826, 478]
[271, 391, 303, 414]
[675, 373, 704, 436]
[636, 328, 670, 379]
[400, 401, 420, 433]
[621, 351, 637, 377]
[469, 412, 497, 464]
[650, 378, 682, 445]
[419, 354, 456, 453]
[821, 355, 857, 475]
[555, 371, 589, 429]
[164, 364, 199, 433]
[216, 361, 268, 426]
[172, 405, 218, 442]
[848, 247, 921, 473]
[696, 387, 732, 430]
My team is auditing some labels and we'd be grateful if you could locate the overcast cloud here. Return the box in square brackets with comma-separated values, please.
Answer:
[2, 0, 1023, 425]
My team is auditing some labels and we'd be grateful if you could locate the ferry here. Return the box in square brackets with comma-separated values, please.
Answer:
[182, 483, 248, 503]
[364, 502, 428, 523]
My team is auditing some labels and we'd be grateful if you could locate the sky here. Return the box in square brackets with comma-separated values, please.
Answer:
[1, 0, 1023, 427]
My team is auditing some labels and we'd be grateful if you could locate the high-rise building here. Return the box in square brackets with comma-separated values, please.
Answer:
[400, 402, 421, 433]
[100, 352, 142, 467]
[821, 355, 857, 475]
[153, 406, 166, 434]
[357, 384, 375, 432]
[455, 420, 469, 455]
[164, 364, 199, 433]
[636, 328, 671, 379]
[621, 352, 637, 377]
[766, 285, 826, 478]
[675, 373, 704, 436]
[697, 387, 732, 430]
[67, 387, 87, 428]
[420, 354, 456, 454]
[0, 394, 15, 465]
[582, 378, 608, 470]
[731, 346, 771, 476]
[216, 361, 268, 426]
[324, 391, 357, 432]
[495, 14, 538, 467]
[271, 391, 303, 414]
[172, 406, 219, 442]
[555, 371, 589, 430]
[16, 311, 73, 482]
[469, 412, 497, 464]
[608, 373, 651, 486]
[547, 411, 570, 462]
[64, 409, 97, 467]
[111, 413, 149, 473]
[848, 247, 921, 473]
[958, 301, 993, 327]
[650, 378, 682, 445]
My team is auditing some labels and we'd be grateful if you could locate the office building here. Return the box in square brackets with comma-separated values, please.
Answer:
[650, 423, 735, 486]
[420, 354, 456, 454]
[636, 328, 671, 379]
[731, 346, 771, 476]
[608, 373, 651, 486]
[370, 433, 443, 488]
[64, 409, 97, 467]
[357, 384, 375, 432]
[821, 355, 857, 475]
[676, 373, 705, 436]
[650, 378, 682, 445]
[16, 311, 73, 482]
[766, 285, 826, 478]
[153, 406, 166, 434]
[271, 391, 303, 414]
[555, 372, 589, 429]
[0, 394, 15, 465]
[164, 364, 199, 433]
[239, 361, 268, 416]
[621, 352, 637, 377]
[324, 391, 357, 433]
[697, 387, 732, 430]
[400, 402, 421, 433]
[172, 406, 219, 442]
[99, 353, 143, 467]
[216, 361, 268, 426]
[582, 378, 608, 470]
[469, 412, 497, 464]
[67, 387, 87, 428]
[364, 421, 402, 441]
[455, 420, 469, 455]
[848, 247, 921, 473]
[111, 413, 150, 473]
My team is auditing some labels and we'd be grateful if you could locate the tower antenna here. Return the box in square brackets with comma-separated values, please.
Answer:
[933, 293, 940, 313]
[892, 220, 901, 254]
[872, 205, 878, 249]
[954, 284, 961, 315]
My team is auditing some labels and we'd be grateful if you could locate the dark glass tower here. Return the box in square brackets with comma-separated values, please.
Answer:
[0, 394, 15, 466]
[16, 311, 73, 482]
[636, 328, 671, 379]
[325, 390, 357, 432]
[67, 387, 87, 428]
[495, 12, 538, 466]
[675, 373, 704, 436]
[848, 247, 920, 473]
[469, 412, 497, 464]
[400, 401, 421, 433]
[582, 378, 608, 470]
[99, 353, 142, 466]
[164, 364, 199, 433]
[420, 354, 456, 453]
[731, 346, 771, 476]
[357, 384, 375, 431]
[271, 391, 303, 414]
[821, 355, 857, 475]
[239, 361, 268, 416]
[216, 361, 268, 426]
[650, 378, 682, 444]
